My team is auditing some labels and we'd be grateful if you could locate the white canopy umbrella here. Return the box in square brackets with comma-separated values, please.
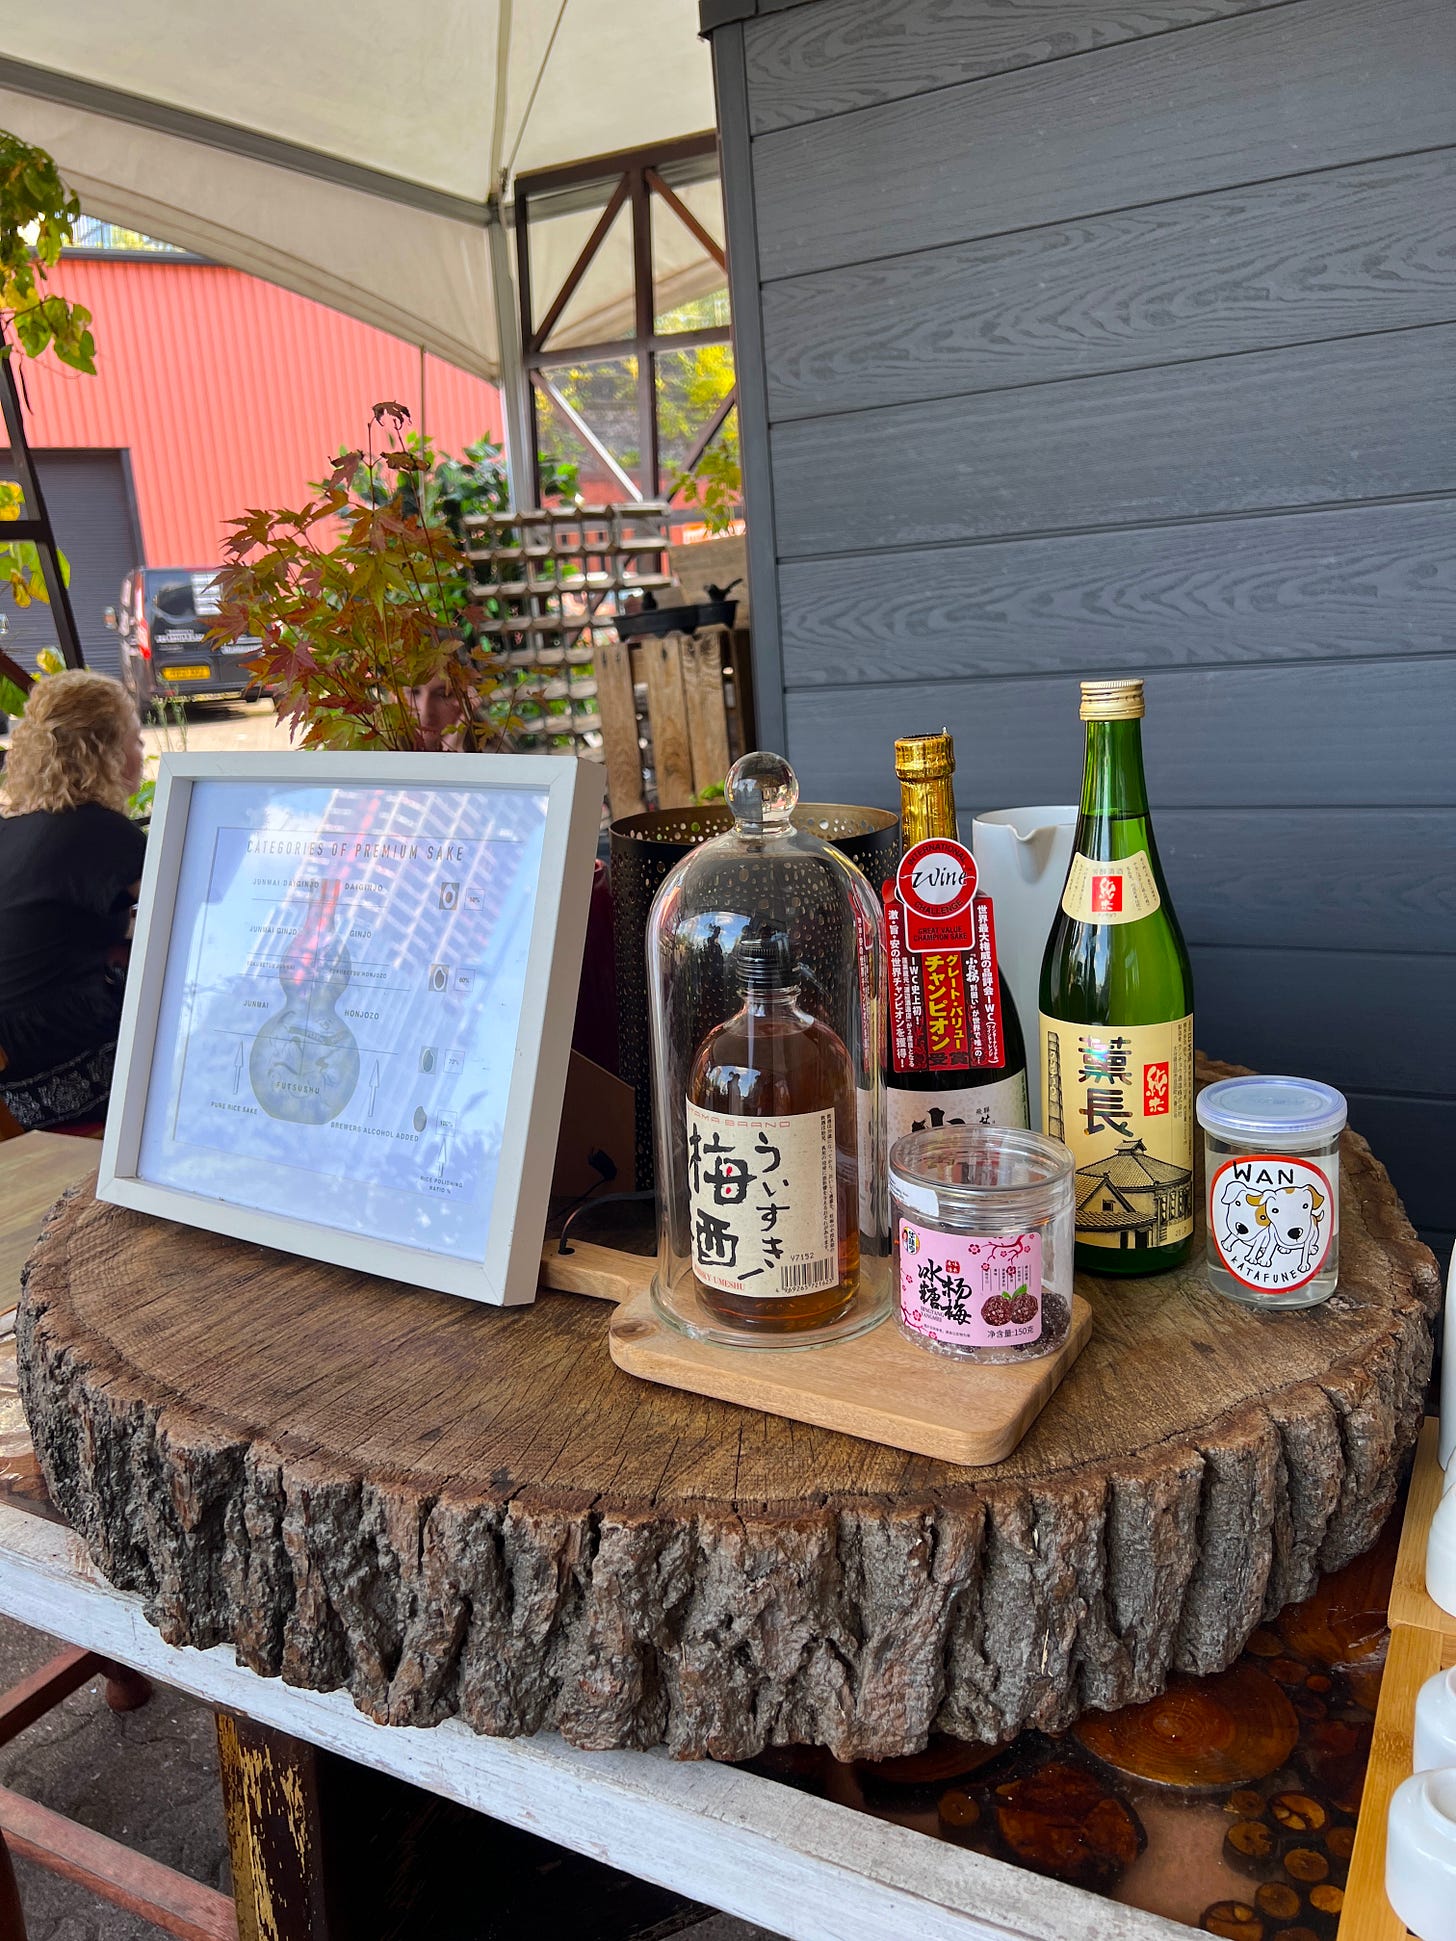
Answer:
[0, 0, 720, 468]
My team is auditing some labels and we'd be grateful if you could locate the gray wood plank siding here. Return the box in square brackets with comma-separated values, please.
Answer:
[750, 0, 1455, 279]
[706, 0, 1456, 1246]
[783, 659, 1456, 809]
[774, 326, 1456, 553]
[776, 501, 1456, 683]
[744, 0, 1293, 132]
[762, 152, 1456, 418]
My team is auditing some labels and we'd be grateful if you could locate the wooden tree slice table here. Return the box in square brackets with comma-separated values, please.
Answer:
[15, 1064, 1440, 1763]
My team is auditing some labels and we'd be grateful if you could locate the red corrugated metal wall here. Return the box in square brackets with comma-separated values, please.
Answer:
[2, 258, 503, 565]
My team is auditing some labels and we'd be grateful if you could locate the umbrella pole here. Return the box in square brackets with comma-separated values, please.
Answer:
[487, 198, 535, 509]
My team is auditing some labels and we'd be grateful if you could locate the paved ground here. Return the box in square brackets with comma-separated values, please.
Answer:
[0, 1614, 782, 1940]
[140, 695, 295, 763]
[0, 1618, 229, 1941]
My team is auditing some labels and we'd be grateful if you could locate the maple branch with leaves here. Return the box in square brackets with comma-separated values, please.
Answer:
[210, 403, 514, 753]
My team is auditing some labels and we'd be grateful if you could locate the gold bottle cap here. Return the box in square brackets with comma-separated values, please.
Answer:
[1080, 679, 1145, 721]
[894, 731, 956, 781]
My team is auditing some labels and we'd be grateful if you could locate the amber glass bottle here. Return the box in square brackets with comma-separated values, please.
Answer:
[885, 732, 1028, 1146]
[687, 928, 859, 1333]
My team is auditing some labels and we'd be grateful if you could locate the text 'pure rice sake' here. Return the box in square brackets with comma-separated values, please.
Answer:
[1039, 680, 1195, 1275]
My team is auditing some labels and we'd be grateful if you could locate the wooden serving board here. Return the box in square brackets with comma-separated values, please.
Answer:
[1343, 1620, 1439, 1941]
[1342, 1417, 1445, 1941]
[538, 1239, 1092, 1466]
[1387, 1414, 1456, 1644]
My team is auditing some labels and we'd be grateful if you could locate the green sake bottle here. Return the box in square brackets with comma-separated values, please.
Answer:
[1039, 679, 1195, 1275]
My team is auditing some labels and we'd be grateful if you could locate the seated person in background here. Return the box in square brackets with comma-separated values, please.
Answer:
[0, 671, 145, 1131]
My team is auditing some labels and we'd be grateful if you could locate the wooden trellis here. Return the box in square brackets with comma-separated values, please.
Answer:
[462, 500, 673, 761]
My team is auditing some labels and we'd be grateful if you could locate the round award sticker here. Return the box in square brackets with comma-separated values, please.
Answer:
[896, 837, 977, 922]
[1208, 1153, 1334, 1293]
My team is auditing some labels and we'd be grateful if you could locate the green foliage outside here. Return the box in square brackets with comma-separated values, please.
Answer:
[333, 429, 576, 537]
[662, 336, 741, 535]
[0, 477, 67, 608]
[0, 133, 95, 370]
[0, 663, 27, 719]
[535, 296, 741, 530]
[0, 132, 93, 614]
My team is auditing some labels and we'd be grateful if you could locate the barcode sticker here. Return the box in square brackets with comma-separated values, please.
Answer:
[779, 1256, 836, 1294]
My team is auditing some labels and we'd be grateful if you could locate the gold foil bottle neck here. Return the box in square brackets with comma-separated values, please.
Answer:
[894, 731, 956, 781]
[1079, 679, 1146, 721]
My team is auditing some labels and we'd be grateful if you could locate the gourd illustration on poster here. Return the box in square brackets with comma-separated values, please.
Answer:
[248, 879, 361, 1125]
[151, 783, 547, 1249]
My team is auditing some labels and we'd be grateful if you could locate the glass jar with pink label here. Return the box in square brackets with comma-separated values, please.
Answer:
[890, 1127, 1074, 1362]
[1196, 1075, 1345, 1310]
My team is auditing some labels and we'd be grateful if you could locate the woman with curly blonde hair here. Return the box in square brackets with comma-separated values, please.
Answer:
[0, 670, 146, 1131]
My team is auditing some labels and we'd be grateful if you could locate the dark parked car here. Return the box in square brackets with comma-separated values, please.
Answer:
[107, 568, 264, 716]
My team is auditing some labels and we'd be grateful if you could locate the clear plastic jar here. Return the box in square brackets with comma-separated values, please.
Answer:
[1195, 1075, 1346, 1310]
[890, 1127, 1074, 1362]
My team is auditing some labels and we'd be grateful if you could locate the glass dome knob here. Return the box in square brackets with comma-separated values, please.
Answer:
[727, 750, 799, 835]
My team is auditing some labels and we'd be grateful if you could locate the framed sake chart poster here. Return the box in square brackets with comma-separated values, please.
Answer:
[98, 751, 604, 1305]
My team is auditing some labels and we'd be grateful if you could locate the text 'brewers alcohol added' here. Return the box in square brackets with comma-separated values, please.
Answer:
[1039, 680, 1194, 1275]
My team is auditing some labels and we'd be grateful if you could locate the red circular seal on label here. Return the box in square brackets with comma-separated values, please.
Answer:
[896, 837, 978, 921]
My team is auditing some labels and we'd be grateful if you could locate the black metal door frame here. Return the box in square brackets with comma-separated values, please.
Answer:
[513, 134, 734, 504]
[0, 352, 85, 667]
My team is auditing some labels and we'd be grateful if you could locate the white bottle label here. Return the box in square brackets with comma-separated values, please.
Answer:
[886, 1069, 1029, 1151]
[1209, 1153, 1336, 1293]
[1061, 850, 1162, 924]
[685, 1099, 839, 1298]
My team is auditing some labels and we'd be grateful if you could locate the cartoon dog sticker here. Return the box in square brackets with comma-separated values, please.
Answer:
[1212, 1166, 1330, 1286]
[1215, 1176, 1268, 1268]
[1252, 1183, 1327, 1277]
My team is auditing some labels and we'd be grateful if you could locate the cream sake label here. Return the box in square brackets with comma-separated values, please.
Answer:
[1041, 1014, 1194, 1252]
[1209, 1153, 1335, 1293]
[685, 1099, 839, 1297]
[1061, 850, 1162, 925]
[885, 1070, 1029, 1151]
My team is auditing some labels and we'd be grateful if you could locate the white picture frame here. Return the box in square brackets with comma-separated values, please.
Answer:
[98, 751, 604, 1306]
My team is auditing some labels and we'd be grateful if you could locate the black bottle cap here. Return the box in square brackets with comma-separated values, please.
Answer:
[734, 925, 793, 994]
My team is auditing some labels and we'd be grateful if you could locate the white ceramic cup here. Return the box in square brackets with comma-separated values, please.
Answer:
[1388, 1769, 1456, 1940]
[1427, 1486, 1456, 1618]
[1415, 1669, 1456, 1773]
[1440, 1239, 1456, 1469]
[969, 808, 1077, 1124]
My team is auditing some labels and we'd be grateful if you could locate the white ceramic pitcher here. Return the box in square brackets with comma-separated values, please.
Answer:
[971, 808, 1078, 1129]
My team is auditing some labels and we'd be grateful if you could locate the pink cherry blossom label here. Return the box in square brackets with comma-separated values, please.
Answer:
[897, 1222, 1043, 1349]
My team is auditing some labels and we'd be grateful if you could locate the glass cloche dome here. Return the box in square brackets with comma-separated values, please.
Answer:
[645, 751, 890, 1346]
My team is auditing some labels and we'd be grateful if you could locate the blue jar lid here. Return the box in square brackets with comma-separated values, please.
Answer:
[1196, 1074, 1347, 1143]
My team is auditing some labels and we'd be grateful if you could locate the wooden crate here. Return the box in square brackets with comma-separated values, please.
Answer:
[597, 623, 744, 818]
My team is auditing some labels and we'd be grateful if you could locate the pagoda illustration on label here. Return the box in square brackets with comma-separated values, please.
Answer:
[1045, 1029, 1193, 1250]
[249, 881, 361, 1125]
[1072, 1139, 1193, 1249]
